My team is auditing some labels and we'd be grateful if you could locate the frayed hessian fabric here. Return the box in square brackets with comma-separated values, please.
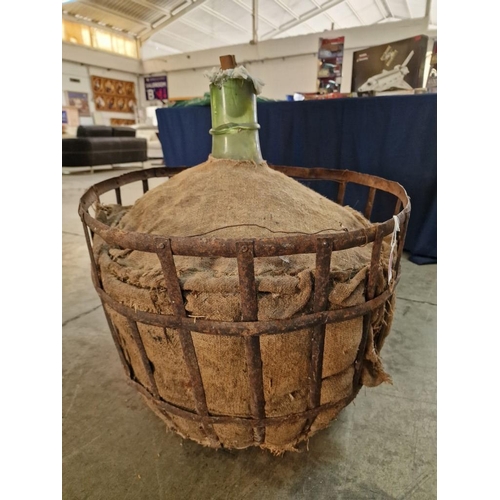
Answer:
[94, 157, 394, 452]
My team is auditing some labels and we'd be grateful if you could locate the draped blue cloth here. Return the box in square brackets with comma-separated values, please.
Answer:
[156, 94, 437, 264]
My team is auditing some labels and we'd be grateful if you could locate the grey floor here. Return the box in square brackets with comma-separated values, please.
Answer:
[62, 166, 437, 500]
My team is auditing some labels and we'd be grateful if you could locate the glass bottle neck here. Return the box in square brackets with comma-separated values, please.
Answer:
[209, 79, 263, 163]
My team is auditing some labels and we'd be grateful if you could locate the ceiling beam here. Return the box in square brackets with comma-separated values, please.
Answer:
[309, 0, 337, 26]
[380, 0, 395, 18]
[231, 0, 279, 29]
[78, 0, 151, 28]
[345, 0, 365, 25]
[261, 0, 344, 40]
[373, 0, 388, 20]
[129, 0, 170, 16]
[178, 16, 236, 44]
[252, 0, 258, 44]
[199, 5, 252, 34]
[152, 30, 206, 51]
[139, 0, 210, 42]
[271, 0, 316, 33]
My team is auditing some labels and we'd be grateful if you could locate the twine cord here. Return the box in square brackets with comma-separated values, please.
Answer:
[183, 223, 351, 238]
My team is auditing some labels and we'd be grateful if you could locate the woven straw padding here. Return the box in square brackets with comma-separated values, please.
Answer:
[95, 158, 394, 451]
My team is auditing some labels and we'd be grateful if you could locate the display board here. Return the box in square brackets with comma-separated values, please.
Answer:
[91, 76, 137, 113]
[317, 37, 344, 94]
[62, 106, 79, 127]
[426, 40, 437, 93]
[352, 35, 429, 93]
[144, 75, 168, 101]
[65, 91, 90, 117]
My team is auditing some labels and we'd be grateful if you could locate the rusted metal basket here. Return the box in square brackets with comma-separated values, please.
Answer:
[78, 165, 410, 450]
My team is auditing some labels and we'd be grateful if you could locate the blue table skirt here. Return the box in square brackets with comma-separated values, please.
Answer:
[156, 94, 437, 264]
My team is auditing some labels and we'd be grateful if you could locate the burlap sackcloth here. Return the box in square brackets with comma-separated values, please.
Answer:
[94, 157, 395, 452]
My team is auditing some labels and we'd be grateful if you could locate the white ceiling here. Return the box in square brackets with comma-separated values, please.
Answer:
[62, 0, 437, 59]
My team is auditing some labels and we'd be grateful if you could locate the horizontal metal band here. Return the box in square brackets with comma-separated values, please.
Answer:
[96, 279, 397, 336]
[78, 166, 410, 258]
[130, 377, 360, 427]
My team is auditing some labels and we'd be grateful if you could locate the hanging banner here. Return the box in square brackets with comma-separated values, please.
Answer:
[144, 75, 168, 101]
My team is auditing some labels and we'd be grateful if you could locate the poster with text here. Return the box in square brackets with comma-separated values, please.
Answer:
[144, 75, 168, 101]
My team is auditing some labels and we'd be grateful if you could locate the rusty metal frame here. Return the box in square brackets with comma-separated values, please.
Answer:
[78, 165, 411, 447]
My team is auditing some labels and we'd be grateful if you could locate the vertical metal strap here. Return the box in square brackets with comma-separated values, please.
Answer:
[155, 240, 185, 314]
[353, 226, 384, 388]
[394, 212, 410, 280]
[236, 241, 266, 444]
[81, 221, 101, 289]
[336, 181, 347, 205]
[127, 318, 159, 398]
[309, 238, 333, 408]
[115, 187, 122, 205]
[142, 179, 149, 194]
[155, 239, 219, 446]
[364, 187, 376, 220]
[102, 304, 132, 378]
[366, 227, 384, 302]
[303, 237, 333, 435]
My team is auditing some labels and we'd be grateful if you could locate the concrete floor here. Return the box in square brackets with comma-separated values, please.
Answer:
[62, 166, 437, 500]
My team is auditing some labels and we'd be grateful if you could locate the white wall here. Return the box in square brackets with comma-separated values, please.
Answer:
[143, 18, 436, 100]
[164, 53, 318, 99]
[63, 42, 142, 75]
[62, 18, 437, 113]
[62, 59, 144, 126]
[62, 61, 94, 128]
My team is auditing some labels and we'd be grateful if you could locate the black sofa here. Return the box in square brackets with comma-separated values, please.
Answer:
[62, 125, 148, 170]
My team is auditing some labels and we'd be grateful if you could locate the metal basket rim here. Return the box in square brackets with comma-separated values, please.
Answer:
[78, 165, 411, 257]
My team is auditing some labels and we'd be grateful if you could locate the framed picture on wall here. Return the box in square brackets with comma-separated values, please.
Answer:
[105, 96, 116, 111]
[95, 95, 106, 110]
[65, 91, 91, 117]
[91, 76, 136, 114]
[110, 118, 136, 126]
[352, 35, 429, 94]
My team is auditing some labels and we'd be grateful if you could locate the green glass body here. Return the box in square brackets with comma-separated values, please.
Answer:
[209, 78, 263, 163]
